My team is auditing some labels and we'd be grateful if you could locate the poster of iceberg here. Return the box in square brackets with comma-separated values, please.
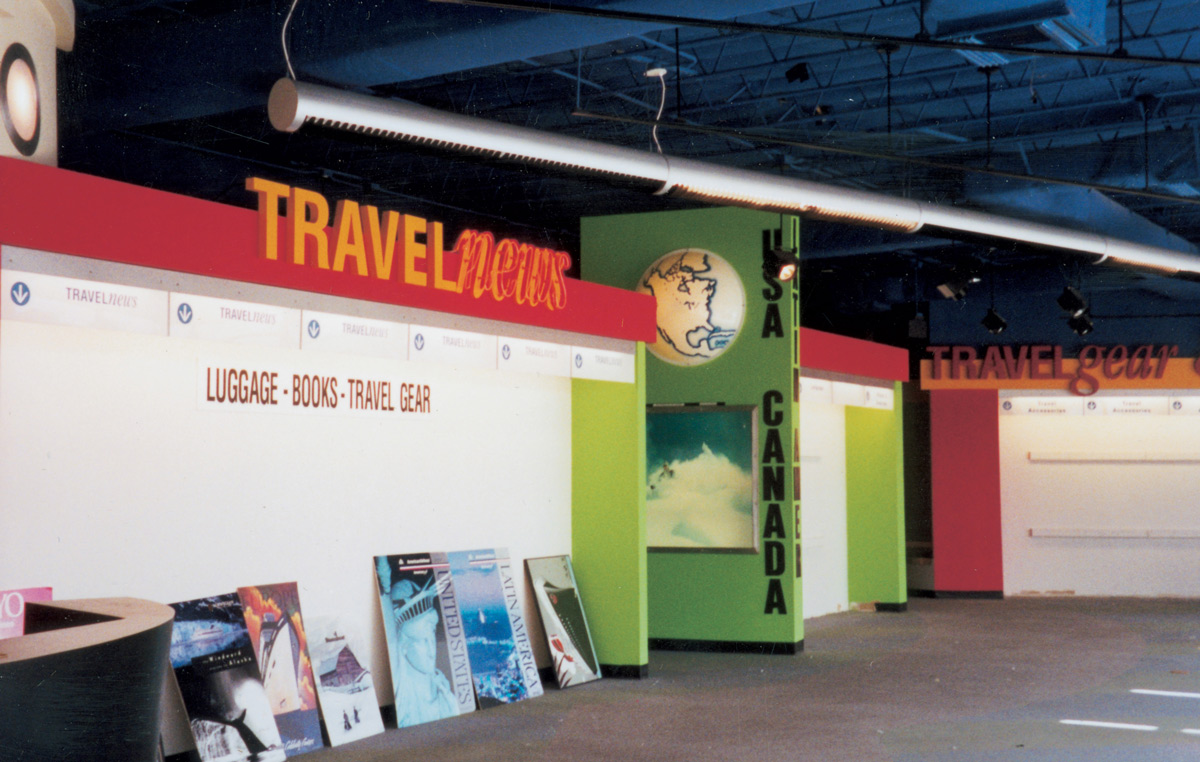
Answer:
[646, 404, 759, 550]
[525, 555, 601, 688]
[305, 615, 385, 747]
[168, 593, 286, 762]
[236, 582, 323, 756]
[448, 549, 530, 707]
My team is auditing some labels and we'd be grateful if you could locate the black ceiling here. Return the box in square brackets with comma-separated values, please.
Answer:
[55, 0, 1200, 351]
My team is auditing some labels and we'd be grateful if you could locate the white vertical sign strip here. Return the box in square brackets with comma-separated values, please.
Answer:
[862, 385, 895, 410]
[497, 336, 572, 377]
[570, 346, 635, 383]
[408, 324, 498, 369]
[831, 381, 866, 407]
[2, 269, 168, 335]
[169, 292, 301, 348]
[300, 310, 408, 361]
[799, 376, 834, 404]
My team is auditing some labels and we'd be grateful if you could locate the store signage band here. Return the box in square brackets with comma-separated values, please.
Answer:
[246, 177, 572, 312]
[921, 344, 1196, 395]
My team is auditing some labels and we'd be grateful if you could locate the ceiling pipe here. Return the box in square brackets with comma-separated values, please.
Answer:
[268, 79, 1199, 275]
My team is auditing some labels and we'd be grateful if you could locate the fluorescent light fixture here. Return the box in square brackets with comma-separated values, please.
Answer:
[1059, 720, 1158, 731]
[268, 79, 1200, 275]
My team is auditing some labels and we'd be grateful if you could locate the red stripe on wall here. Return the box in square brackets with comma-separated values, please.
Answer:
[799, 327, 908, 381]
[929, 389, 1003, 593]
[0, 158, 655, 342]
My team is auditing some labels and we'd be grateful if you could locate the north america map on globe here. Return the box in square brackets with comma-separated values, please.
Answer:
[638, 249, 743, 365]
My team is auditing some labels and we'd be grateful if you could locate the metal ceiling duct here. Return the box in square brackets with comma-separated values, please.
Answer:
[268, 78, 1200, 275]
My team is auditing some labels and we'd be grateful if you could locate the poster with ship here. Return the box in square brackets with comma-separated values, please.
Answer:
[0, 586, 51, 640]
[495, 550, 543, 697]
[525, 555, 602, 688]
[374, 553, 474, 726]
[305, 615, 384, 746]
[447, 548, 531, 707]
[168, 593, 287, 762]
[236, 583, 323, 756]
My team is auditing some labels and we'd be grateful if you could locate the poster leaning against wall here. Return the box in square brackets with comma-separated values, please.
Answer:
[525, 555, 601, 688]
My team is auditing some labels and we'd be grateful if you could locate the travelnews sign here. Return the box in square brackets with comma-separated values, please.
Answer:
[920, 343, 1200, 395]
[246, 177, 572, 312]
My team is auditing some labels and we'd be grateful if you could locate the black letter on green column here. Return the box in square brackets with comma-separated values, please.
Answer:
[764, 578, 787, 614]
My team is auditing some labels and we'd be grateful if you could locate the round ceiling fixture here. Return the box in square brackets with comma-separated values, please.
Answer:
[1, 44, 40, 157]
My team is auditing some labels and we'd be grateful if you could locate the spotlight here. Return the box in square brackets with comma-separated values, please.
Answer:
[763, 247, 800, 282]
[981, 307, 1008, 334]
[936, 276, 980, 300]
[785, 62, 811, 84]
[1, 44, 40, 157]
[1067, 311, 1094, 336]
[1056, 286, 1088, 316]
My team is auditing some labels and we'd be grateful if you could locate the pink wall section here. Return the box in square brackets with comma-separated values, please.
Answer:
[929, 389, 1004, 593]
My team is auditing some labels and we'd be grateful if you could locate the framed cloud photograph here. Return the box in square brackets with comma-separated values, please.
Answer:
[646, 404, 759, 552]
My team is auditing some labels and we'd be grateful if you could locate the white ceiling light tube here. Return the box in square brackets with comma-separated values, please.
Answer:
[267, 79, 1200, 275]
[269, 78, 671, 189]
[662, 156, 926, 232]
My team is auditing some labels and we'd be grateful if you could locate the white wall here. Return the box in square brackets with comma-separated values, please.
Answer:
[799, 399, 848, 618]
[1000, 394, 1200, 596]
[0, 252, 586, 713]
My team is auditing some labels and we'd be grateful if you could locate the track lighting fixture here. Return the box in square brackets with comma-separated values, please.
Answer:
[1067, 311, 1094, 336]
[936, 275, 980, 300]
[763, 247, 800, 282]
[1056, 286, 1088, 316]
[784, 62, 810, 84]
[981, 307, 1007, 334]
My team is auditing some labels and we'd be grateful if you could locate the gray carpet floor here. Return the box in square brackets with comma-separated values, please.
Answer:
[304, 597, 1200, 761]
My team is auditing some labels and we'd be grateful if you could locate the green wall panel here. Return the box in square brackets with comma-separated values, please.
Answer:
[582, 207, 801, 646]
[844, 381, 908, 606]
[571, 345, 648, 670]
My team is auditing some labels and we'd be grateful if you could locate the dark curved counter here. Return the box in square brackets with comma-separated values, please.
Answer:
[0, 597, 175, 762]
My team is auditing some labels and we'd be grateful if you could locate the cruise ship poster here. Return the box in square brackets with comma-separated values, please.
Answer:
[238, 583, 324, 756]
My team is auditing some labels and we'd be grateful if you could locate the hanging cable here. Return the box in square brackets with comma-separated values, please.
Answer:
[282, 0, 302, 80]
[980, 66, 996, 168]
[644, 67, 668, 154]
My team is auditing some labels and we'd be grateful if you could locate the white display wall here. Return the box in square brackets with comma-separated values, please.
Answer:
[0, 248, 640, 711]
[798, 395, 849, 619]
[999, 391, 1200, 596]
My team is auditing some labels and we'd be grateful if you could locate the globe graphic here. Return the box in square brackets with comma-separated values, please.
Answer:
[637, 248, 747, 366]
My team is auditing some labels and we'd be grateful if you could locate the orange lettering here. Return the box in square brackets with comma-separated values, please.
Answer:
[246, 177, 289, 261]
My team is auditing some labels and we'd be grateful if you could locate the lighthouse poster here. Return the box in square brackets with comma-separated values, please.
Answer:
[168, 593, 287, 762]
[237, 582, 323, 756]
